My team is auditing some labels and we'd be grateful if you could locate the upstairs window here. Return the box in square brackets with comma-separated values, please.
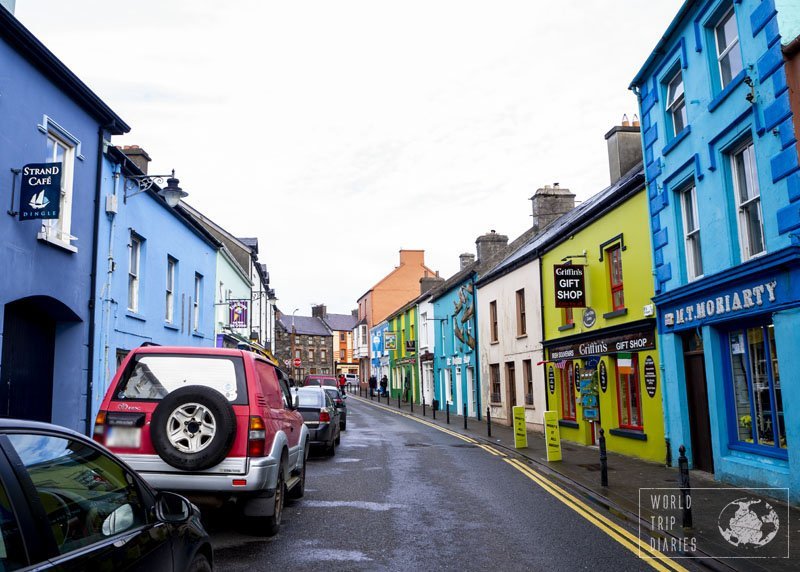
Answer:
[665, 70, 687, 137]
[193, 273, 202, 331]
[42, 132, 76, 248]
[489, 301, 498, 342]
[128, 234, 141, 312]
[731, 140, 765, 260]
[516, 289, 527, 336]
[715, 7, 742, 89]
[165, 257, 176, 323]
[680, 185, 703, 280]
[607, 245, 625, 311]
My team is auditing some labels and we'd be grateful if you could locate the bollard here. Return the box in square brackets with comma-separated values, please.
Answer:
[487, 407, 492, 437]
[432, 401, 436, 420]
[446, 404, 450, 425]
[410, 396, 413, 413]
[678, 445, 693, 529]
[398, 394, 401, 409]
[463, 403, 468, 429]
[599, 427, 608, 487]
[422, 395, 426, 417]
[665, 438, 672, 468]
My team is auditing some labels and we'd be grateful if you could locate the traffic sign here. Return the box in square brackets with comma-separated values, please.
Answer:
[292, 357, 302, 367]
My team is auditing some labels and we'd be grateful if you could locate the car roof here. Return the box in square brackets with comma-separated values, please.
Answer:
[0, 418, 91, 441]
[131, 345, 250, 358]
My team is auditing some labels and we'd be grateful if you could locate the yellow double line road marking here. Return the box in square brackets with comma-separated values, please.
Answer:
[505, 458, 688, 572]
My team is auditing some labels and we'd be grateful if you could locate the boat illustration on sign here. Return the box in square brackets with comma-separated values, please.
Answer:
[28, 190, 50, 210]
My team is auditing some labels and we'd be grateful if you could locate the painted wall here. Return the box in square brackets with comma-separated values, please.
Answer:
[417, 297, 436, 405]
[370, 321, 389, 382]
[387, 308, 418, 401]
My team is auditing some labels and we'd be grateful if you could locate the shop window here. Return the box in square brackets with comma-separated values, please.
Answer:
[561, 362, 576, 420]
[730, 139, 765, 261]
[727, 324, 786, 454]
[489, 301, 498, 342]
[616, 354, 642, 430]
[516, 289, 527, 336]
[607, 244, 625, 311]
[490, 364, 501, 403]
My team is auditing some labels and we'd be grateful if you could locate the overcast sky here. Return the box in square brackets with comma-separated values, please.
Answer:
[17, 0, 682, 318]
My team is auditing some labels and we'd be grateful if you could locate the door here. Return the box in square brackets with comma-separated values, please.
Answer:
[455, 366, 462, 414]
[506, 362, 516, 421]
[467, 367, 475, 417]
[683, 333, 714, 473]
[0, 301, 56, 422]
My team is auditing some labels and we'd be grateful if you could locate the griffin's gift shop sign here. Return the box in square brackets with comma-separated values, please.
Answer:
[553, 264, 585, 308]
[19, 162, 62, 220]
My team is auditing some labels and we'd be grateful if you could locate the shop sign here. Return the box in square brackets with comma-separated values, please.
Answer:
[574, 365, 580, 393]
[547, 366, 555, 394]
[544, 411, 562, 462]
[599, 361, 608, 393]
[384, 332, 397, 351]
[513, 406, 528, 449]
[405, 340, 416, 353]
[19, 162, 62, 220]
[548, 329, 655, 360]
[644, 356, 657, 398]
[580, 370, 599, 421]
[582, 307, 596, 328]
[228, 300, 249, 328]
[553, 264, 586, 308]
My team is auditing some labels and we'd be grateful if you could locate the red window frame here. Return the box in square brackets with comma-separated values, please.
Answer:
[563, 307, 574, 325]
[616, 355, 643, 430]
[561, 362, 576, 420]
[607, 245, 625, 311]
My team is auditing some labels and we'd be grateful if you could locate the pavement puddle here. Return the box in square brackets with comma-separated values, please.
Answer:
[302, 500, 401, 511]
[297, 548, 372, 563]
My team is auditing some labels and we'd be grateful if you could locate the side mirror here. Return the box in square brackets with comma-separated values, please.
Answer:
[155, 491, 193, 524]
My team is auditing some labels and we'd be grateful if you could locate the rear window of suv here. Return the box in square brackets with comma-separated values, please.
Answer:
[115, 354, 248, 404]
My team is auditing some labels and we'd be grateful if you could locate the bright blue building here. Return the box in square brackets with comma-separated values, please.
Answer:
[631, 0, 800, 497]
[88, 146, 219, 422]
[0, 7, 129, 433]
[370, 320, 389, 384]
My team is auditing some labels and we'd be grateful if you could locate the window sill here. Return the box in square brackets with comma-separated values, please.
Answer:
[516, 333, 528, 340]
[164, 323, 179, 331]
[661, 125, 691, 156]
[126, 311, 146, 322]
[558, 323, 575, 332]
[707, 70, 747, 113]
[524, 404, 536, 410]
[727, 441, 789, 461]
[192, 331, 205, 339]
[37, 232, 78, 253]
[490, 340, 499, 345]
[609, 427, 647, 441]
[489, 401, 503, 406]
[603, 308, 628, 320]
[559, 419, 579, 429]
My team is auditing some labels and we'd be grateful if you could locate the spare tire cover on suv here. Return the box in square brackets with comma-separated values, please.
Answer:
[150, 386, 237, 471]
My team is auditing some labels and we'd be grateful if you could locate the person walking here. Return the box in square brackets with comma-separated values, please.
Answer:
[403, 376, 410, 402]
[369, 375, 377, 397]
[380, 375, 388, 397]
[338, 374, 346, 394]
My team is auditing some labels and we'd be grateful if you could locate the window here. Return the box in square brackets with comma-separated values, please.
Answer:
[321, 349, 326, 361]
[561, 363, 576, 420]
[42, 133, 76, 246]
[0, 474, 25, 570]
[165, 257, 176, 322]
[294, 348, 301, 359]
[680, 185, 703, 280]
[490, 364, 501, 403]
[728, 325, 785, 453]
[731, 140, 765, 260]
[340, 350, 346, 360]
[308, 349, 315, 361]
[715, 7, 742, 89]
[607, 244, 625, 311]
[489, 301, 498, 342]
[128, 234, 141, 312]
[340, 333, 346, 342]
[563, 307, 574, 326]
[665, 70, 687, 136]
[616, 354, 642, 430]
[193, 273, 202, 331]
[523, 359, 533, 405]
[360, 325, 367, 345]
[516, 289, 527, 336]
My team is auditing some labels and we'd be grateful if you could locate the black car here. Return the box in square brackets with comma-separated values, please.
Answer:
[0, 419, 212, 571]
[294, 387, 341, 456]
[323, 387, 347, 431]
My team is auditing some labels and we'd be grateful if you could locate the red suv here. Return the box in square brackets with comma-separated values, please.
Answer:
[93, 346, 308, 536]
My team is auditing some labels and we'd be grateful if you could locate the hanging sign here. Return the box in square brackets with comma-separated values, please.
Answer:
[599, 361, 608, 393]
[580, 369, 599, 421]
[644, 356, 657, 398]
[548, 366, 555, 394]
[544, 411, 562, 462]
[228, 299, 249, 328]
[384, 332, 397, 351]
[553, 264, 586, 308]
[19, 162, 62, 220]
[405, 340, 416, 353]
[513, 406, 528, 449]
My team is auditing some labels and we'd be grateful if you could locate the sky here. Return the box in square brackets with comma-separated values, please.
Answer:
[16, 0, 683, 318]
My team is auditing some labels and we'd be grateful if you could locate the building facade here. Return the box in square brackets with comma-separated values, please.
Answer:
[316, 305, 358, 376]
[274, 312, 333, 380]
[387, 302, 418, 401]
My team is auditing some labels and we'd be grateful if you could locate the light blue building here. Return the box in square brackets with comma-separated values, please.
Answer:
[631, 0, 800, 498]
[0, 7, 129, 433]
[89, 146, 219, 421]
[370, 320, 389, 385]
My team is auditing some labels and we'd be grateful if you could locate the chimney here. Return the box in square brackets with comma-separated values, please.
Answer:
[605, 115, 642, 184]
[530, 183, 575, 233]
[351, 309, 358, 318]
[398, 249, 424, 267]
[475, 230, 509, 262]
[459, 253, 476, 269]
[121, 145, 151, 175]
[420, 275, 445, 294]
[312, 304, 326, 319]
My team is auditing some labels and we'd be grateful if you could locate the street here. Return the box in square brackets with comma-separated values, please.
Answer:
[208, 398, 686, 571]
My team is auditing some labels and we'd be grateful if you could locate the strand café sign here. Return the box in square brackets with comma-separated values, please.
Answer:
[548, 328, 656, 361]
[553, 264, 585, 308]
[19, 163, 62, 220]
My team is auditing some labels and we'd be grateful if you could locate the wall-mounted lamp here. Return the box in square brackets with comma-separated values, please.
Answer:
[124, 170, 188, 208]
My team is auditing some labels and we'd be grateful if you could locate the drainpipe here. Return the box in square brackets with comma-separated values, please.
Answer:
[100, 163, 120, 411]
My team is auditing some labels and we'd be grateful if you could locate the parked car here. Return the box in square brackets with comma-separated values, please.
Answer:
[0, 418, 212, 570]
[93, 346, 309, 537]
[294, 387, 341, 455]
[323, 387, 347, 431]
[343, 373, 359, 389]
[302, 374, 338, 389]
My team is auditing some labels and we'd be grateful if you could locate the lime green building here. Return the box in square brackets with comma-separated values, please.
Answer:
[386, 299, 419, 403]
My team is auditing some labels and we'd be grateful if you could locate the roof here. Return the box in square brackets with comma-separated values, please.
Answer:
[277, 315, 332, 336]
[323, 313, 358, 332]
[429, 236, 517, 303]
[478, 164, 646, 286]
[630, 0, 694, 88]
[1, 6, 129, 134]
[238, 237, 259, 253]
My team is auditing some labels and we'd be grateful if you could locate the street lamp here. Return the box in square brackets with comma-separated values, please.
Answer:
[124, 170, 188, 207]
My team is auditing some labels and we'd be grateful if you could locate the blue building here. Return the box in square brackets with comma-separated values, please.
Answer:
[631, 0, 800, 497]
[0, 7, 129, 433]
[370, 320, 389, 384]
[88, 146, 219, 422]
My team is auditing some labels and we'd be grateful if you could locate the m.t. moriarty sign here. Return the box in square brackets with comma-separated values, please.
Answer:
[19, 162, 62, 221]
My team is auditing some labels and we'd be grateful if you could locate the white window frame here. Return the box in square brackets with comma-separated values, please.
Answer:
[731, 140, 765, 261]
[665, 70, 687, 137]
[128, 235, 141, 312]
[39, 132, 77, 250]
[714, 7, 742, 89]
[193, 273, 202, 331]
[165, 257, 176, 323]
[516, 289, 526, 336]
[680, 185, 703, 281]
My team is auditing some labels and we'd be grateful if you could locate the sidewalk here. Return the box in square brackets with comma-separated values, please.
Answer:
[352, 389, 798, 571]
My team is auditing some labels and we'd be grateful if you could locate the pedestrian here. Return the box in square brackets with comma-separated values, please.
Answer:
[403, 376, 410, 402]
[369, 375, 377, 397]
[338, 374, 346, 394]
[380, 375, 388, 396]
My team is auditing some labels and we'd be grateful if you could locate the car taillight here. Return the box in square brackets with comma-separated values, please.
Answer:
[319, 410, 331, 423]
[248, 416, 266, 457]
[92, 411, 107, 444]
[335, 399, 343, 406]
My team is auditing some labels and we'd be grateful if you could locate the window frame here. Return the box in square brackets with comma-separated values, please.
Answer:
[665, 69, 688, 137]
[489, 301, 498, 343]
[616, 355, 643, 431]
[515, 289, 527, 336]
[128, 234, 141, 312]
[714, 6, 743, 90]
[561, 362, 576, 421]
[193, 273, 202, 332]
[607, 244, 625, 311]
[730, 139, 765, 261]
[165, 257, 176, 323]
[490, 364, 501, 404]
[680, 184, 703, 281]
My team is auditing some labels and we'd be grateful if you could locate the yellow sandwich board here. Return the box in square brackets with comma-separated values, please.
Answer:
[544, 410, 562, 462]
[513, 406, 528, 449]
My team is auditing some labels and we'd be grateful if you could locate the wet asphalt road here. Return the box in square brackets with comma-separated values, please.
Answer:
[208, 398, 655, 571]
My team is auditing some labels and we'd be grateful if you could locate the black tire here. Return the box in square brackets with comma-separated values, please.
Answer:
[187, 553, 212, 572]
[263, 465, 285, 536]
[340, 419, 347, 431]
[335, 432, 341, 445]
[288, 442, 308, 500]
[150, 386, 237, 471]
[327, 439, 336, 456]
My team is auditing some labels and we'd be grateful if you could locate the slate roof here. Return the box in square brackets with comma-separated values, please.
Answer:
[323, 313, 358, 332]
[238, 237, 258, 253]
[277, 315, 332, 336]
[478, 163, 646, 287]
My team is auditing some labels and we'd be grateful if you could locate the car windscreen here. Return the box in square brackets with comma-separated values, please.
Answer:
[319, 378, 338, 387]
[115, 354, 247, 404]
[323, 388, 341, 401]
[295, 390, 324, 408]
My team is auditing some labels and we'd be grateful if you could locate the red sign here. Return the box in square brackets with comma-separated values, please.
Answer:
[292, 358, 302, 367]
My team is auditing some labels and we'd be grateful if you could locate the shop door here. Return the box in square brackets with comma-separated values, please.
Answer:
[1, 301, 56, 422]
[684, 350, 714, 473]
[506, 362, 516, 421]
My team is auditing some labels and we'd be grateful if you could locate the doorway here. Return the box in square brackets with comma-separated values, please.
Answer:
[682, 332, 714, 473]
[506, 361, 516, 421]
[467, 367, 476, 417]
